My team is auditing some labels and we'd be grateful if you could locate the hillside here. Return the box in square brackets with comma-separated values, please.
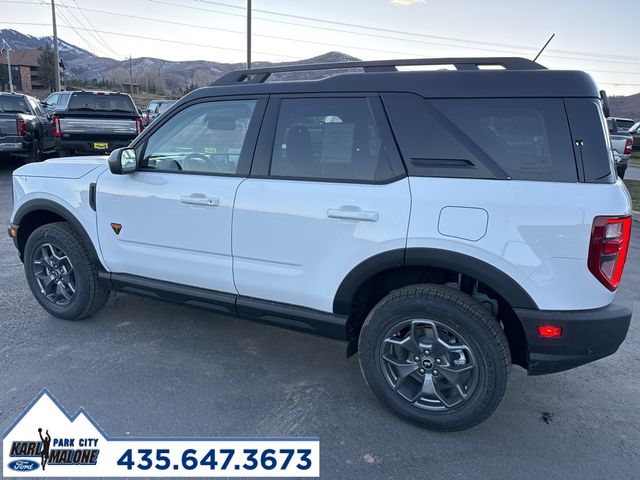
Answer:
[0, 28, 95, 61]
[0, 29, 360, 92]
[2, 28, 640, 108]
[609, 93, 640, 121]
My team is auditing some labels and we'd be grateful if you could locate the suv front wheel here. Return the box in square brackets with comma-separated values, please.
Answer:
[359, 284, 510, 431]
[24, 222, 109, 320]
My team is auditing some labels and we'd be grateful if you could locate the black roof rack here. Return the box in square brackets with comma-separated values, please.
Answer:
[214, 57, 545, 86]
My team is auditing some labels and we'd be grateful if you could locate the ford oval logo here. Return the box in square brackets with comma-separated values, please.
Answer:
[8, 460, 39, 471]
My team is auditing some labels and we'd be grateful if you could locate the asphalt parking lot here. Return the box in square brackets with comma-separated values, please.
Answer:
[1, 158, 639, 480]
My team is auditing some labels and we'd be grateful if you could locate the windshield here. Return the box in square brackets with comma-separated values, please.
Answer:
[158, 101, 176, 114]
[68, 92, 136, 112]
[0, 95, 31, 114]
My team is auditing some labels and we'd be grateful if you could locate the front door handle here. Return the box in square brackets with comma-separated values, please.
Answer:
[181, 194, 219, 207]
[327, 207, 379, 222]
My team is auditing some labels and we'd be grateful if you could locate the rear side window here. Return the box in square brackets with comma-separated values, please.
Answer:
[565, 98, 615, 183]
[269, 97, 395, 182]
[383, 93, 578, 182]
[68, 93, 136, 113]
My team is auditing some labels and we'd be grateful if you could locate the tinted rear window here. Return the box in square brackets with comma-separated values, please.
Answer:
[68, 93, 136, 112]
[383, 93, 577, 182]
[430, 98, 577, 182]
[0, 96, 30, 114]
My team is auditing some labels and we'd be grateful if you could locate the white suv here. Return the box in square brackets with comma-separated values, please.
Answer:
[8, 58, 634, 431]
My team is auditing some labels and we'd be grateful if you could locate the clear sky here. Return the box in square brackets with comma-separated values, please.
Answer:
[1, 0, 639, 95]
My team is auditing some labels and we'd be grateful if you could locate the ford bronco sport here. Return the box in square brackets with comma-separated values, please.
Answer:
[8, 58, 633, 431]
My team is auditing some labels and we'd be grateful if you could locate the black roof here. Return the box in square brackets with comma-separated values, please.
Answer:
[182, 57, 600, 103]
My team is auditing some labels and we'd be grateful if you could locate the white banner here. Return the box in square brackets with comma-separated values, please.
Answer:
[3, 390, 319, 477]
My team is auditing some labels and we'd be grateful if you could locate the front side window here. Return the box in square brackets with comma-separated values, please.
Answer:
[270, 97, 394, 182]
[141, 100, 257, 174]
[45, 93, 59, 106]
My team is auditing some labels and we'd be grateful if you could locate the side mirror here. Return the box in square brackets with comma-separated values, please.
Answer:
[108, 147, 137, 175]
[600, 90, 611, 118]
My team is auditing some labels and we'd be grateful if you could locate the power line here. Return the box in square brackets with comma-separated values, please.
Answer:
[0, 20, 302, 59]
[69, 0, 120, 57]
[192, 0, 640, 63]
[53, 4, 426, 59]
[55, 1, 115, 57]
[37, 0, 107, 57]
[3, 0, 640, 67]
[151, 0, 640, 66]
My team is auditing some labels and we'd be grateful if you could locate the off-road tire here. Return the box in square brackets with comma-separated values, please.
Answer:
[24, 222, 109, 320]
[358, 284, 511, 431]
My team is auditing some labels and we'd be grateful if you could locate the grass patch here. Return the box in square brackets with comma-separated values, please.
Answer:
[624, 179, 640, 211]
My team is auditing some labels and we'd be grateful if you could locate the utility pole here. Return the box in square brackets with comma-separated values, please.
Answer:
[51, 0, 61, 91]
[2, 40, 14, 93]
[129, 55, 133, 94]
[246, 0, 251, 69]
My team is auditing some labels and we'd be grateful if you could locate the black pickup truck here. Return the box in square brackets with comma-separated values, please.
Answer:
[0, 93, 56, 163]
[44, 90, 142, 156]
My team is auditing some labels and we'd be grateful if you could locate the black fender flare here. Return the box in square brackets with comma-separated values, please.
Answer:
[13, 198, 103, 266]
[333, 247, 538, 315]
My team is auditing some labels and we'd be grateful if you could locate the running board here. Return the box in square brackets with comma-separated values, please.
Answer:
[98, 272, 347, 341]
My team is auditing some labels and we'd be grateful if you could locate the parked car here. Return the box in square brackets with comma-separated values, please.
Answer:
[607, 117, 633, 178]
[144, 99, 177, 126]
[8, 58, 633, 432]
[44, 90, 142, 156]
[0, 92, 56, 163]
[628, 121, 640, 151]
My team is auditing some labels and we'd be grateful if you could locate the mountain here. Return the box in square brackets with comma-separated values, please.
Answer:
[2, 29, 640, 111]
[609, 93, 640, 121]
[0, 28, 95, 61]
[0, 29, 360, 93]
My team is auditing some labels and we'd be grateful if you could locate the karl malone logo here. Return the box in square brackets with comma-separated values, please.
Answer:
[9, 427, 99, 471]
[4, 389, 103, 474]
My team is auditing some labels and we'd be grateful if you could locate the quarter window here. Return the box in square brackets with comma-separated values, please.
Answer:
[141, 100, 258, 174]
[270, 97, 394, 182]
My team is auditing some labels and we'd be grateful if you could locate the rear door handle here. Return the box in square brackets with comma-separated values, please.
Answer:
[327, 207, 378, 222]
[181, 194, 219, 207]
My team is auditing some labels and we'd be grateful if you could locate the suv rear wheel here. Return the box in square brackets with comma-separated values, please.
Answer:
[24, 222, 109, 320]
[358, 284, 510, 431]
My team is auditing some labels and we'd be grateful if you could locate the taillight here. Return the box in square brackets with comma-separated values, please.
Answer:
[624, 138, 633, 155]
[51, 115, 62, 138]
[588, 216, 632, 291]
[16, 117, 27, 136]
[135, 117, 142, 135]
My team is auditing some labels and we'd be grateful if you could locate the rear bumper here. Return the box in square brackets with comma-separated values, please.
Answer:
[56, 137, 133, 154]
[515, 301, 632, 375]
[0, 140, 27, 153]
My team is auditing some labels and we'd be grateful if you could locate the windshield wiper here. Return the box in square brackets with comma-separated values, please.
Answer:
[107, 109, 136, 113]
[68, 107, 96, 111]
